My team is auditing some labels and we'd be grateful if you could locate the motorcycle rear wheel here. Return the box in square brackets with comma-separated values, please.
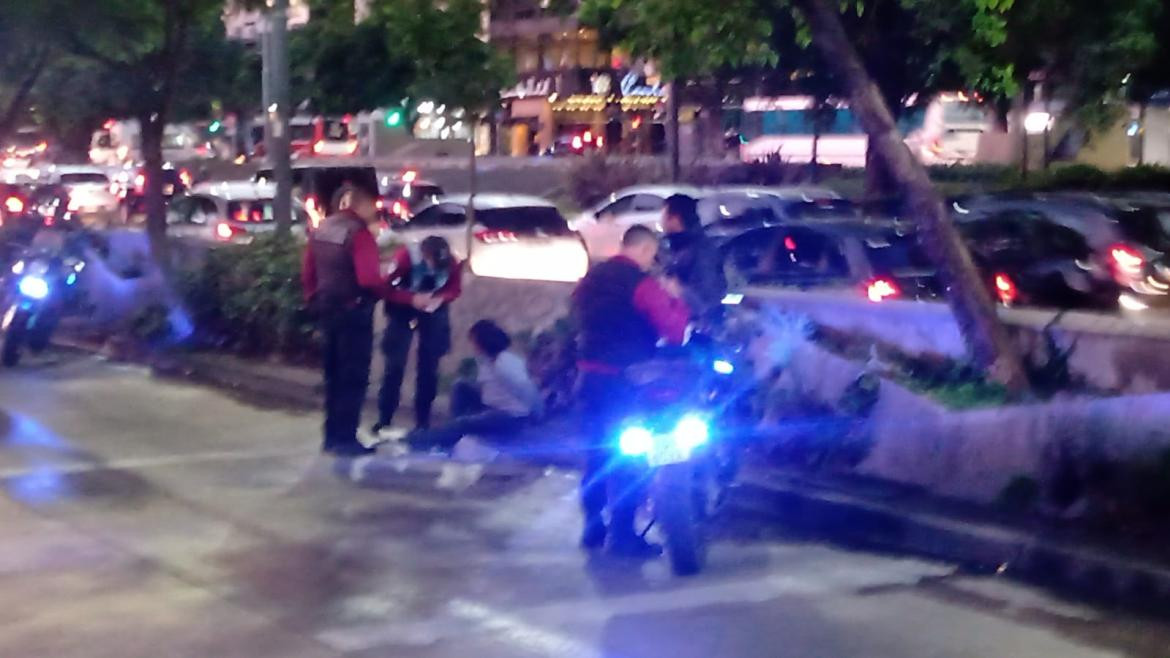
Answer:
[2, 309, 28, 367]
[655, 462, 706, 576]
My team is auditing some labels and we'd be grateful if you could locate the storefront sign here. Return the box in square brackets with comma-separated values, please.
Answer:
[619, 72, 663, 98]
[503, 76, 556, 99]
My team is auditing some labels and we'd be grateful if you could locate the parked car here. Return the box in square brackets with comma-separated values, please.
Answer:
[702, 187, 850, 245]
[254, 164, 379, 230]
[124, 165, 191, 216]
[379, 170, 444, 223]
[45, 165, 121, 225]
[1, 130, 49, 168]
[953, 193, 1170, 311]
[721, 219, 942, 303]
[167, 181, 306, 244]
[394, 194, 589, 283]
[573, 184, 705, 259]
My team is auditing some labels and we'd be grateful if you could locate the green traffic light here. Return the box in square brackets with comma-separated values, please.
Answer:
[209, 120, 222, 133]
[385, 110, 403, 127]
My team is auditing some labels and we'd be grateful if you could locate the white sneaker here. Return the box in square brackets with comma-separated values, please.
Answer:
[376, 425, 409, 442]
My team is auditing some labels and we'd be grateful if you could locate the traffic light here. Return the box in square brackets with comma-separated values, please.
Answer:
[209, 120, 222, 133]
[385, 109, 403, 128]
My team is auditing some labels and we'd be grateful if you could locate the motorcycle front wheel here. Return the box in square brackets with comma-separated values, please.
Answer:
[2, 307, 29, 367]
[654, 462, 706, 576]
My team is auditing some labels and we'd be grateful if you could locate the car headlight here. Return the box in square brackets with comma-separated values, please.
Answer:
[18, 275, 49, 300]
[671, 414, 710, 452]
[618, 426, 654, 456]
[713, 359, 734, 375]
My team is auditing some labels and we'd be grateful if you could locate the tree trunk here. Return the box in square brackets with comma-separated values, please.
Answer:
[140, 113, 169, 267]
[464, 118, 479, 254]
[667, 80, 681, 182]
[0, 49, 50, 140]
[795, 0, 1029, 391]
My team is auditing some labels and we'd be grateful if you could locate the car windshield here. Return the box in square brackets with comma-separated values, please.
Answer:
[478, 206, 571, 235]
[701, 196, 779, 229]
[290, 124, 314, 142]
[863, 233, 934, 273]
[227, 200, 275, 223]
[1116, 207, 1170, 252]
[323, 119, 351, 141]
[60, 173, 109, 185]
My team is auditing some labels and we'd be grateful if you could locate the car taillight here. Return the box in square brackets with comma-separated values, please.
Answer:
[4, 196, 24, 214]
[571, 135, 583, 151]
[475, 229, 519, 243]
[994, 272, 1018, 305]
[215, 223, 239, 241]
[312, 140, 324, 154]
[783, 236, 797, 251]
[134, 173, 146, 190]
[179, 169, 192, 188]
[306, 197, 323, 229]
[1110, 243, 1144, 275]
[866, 277, 899, 303]
[392, 200, 405, 218]
[402, 170, 418, 183]
[375, 198, 385, 210]
[596, 135, 605, 148]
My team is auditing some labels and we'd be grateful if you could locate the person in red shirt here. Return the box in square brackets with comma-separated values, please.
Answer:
[302, 183, 389, 457]
[572, 225, 690, 558]
[373, 236, 463, 439]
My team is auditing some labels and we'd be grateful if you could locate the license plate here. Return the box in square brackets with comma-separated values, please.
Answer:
[646, 441, 689, 467]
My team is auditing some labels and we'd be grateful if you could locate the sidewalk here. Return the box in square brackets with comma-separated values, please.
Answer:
[56, 334, 1170, 612]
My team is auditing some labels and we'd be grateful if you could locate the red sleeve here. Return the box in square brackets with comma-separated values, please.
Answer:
[351, 229, 392, 298]
[383, 247, 416, 305]
[301, 242, 317, 301]
[435, 261, 463, 302]
[633, 276, 690, 345]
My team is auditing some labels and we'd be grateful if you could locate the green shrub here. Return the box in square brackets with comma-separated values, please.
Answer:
[177, 233, 318, 360]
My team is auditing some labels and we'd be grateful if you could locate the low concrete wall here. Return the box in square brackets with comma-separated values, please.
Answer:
[748, 287, 1170, 393]
[780, 339, 1170, 503]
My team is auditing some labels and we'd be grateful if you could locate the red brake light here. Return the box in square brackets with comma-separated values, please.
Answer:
[1110, 243, 1144, 274]
[134, 173, 146, 190]
[402, 170, 418, 183]
[783, 236, 797, 251]
[4, 196, 24, 213]
[866, 277, 899, 303]
[583, 130, 593, 144]
[475, 229, 519, 243]
[375, 198, 385, 210]
[571, 136, 584, 150]
[994, 272, 1018, 305]
[596, 135, 605, 148]
[391, 200, 404, 217]
[215, 223, 238, 241]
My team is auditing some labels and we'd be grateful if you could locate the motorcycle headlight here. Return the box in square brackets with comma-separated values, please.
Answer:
[18, 275, 49, 300]
[713, 359, 734, 375]
[671, 414, 710, 452]
[11, 261, 24, 275]
[618, 426, 654, 456]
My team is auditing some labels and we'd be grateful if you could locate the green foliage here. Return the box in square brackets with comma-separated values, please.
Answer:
[580, 0, 776, 79]
[177, 234, 318, 359]
[1024, 164, 1170, 192]
[375, 0, 514, 115]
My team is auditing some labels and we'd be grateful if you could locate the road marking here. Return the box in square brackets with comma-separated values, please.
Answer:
[0, 446, 320, 480]
[317, 556, 950, 653]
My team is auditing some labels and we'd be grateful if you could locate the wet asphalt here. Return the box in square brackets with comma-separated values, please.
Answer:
[0, 351, 1167, 657]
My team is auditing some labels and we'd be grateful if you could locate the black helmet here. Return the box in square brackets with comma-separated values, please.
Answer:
[420, 235, 453, 270]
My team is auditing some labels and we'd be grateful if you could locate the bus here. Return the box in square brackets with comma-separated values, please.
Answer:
[736, 93, 996, 166]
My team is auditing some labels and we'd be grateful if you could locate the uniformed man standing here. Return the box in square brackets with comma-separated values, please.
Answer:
[302, 183, 388, 457]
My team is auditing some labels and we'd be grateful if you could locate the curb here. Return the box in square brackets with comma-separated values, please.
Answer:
[730, 468, 1170, 613]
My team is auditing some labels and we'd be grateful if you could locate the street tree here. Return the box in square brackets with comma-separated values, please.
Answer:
[376, 0, 514, 224]
[53, 0, 242, 261]
[580, 0, 776, 180]
[0, 1, 63, 140]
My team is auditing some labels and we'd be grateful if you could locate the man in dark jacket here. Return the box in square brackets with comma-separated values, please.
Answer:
[659, 194, 726, 321]
[373, 236, 462, 439]
[302, 184, 389, 457]
[573, 225, 690, 557]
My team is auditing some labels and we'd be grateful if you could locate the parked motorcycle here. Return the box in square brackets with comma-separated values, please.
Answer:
[1, 252, 85, 366]
[614, 329, 754, 576]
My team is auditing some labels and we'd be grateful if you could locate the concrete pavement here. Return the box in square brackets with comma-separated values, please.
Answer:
[0, 350, 1166, 657]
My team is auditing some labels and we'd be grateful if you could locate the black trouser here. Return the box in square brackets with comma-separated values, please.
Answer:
[407, 380, 528, 451]
[377, 304, 450, 429]
[321, 303, 375, 452]
[579, 371, 647, 542]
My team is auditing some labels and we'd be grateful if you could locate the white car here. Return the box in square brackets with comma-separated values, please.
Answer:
[572, 184, 705, 260]
[393, 194, 589, 283]
[47, 165, 121, 216]
[167, 180, 306, 244]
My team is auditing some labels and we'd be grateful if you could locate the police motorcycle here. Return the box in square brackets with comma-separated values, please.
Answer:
[1, 244, 86, 366]
[614, 308, 755, 576]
